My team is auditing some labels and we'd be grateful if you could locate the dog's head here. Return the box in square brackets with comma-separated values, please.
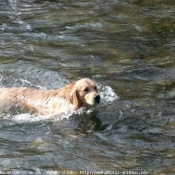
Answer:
[70, 78, 100, 108]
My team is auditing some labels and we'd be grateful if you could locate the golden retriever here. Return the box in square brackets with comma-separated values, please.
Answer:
[0, 78, 100, 115]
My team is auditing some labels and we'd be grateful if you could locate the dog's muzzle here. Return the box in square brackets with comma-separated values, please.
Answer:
[94, 94, 100, 104]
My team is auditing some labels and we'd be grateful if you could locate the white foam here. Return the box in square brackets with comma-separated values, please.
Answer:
[6, 112, 68, 124]
[19, 78, 47, 90]
[2, 107, 86, 124]
[98, 85, 119, 105]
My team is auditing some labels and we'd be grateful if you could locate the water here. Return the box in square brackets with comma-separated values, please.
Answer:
[0, 0, 175, 174]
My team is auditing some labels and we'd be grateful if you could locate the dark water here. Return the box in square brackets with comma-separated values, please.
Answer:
[0, 0, 175, 174]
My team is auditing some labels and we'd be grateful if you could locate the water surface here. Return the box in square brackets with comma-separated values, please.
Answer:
[0, 0, 175, 174]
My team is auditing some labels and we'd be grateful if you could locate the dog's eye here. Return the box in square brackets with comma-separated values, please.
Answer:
[94, 86, 97, 90]
[84, 87, 89, 92]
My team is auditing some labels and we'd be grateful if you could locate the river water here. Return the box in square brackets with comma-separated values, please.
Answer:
[0, 0, 175, 174]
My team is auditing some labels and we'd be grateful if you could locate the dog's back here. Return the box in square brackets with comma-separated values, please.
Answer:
[0, 87, 74, 115]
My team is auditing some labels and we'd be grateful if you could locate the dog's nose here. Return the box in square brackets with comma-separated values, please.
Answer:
[94, 94, 100, 104]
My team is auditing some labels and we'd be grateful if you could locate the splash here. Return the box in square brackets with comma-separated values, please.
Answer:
[98, 84, 119, 105]
[0, 107, 86, 124]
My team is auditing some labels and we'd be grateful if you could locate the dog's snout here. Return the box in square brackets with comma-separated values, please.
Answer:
[94, 94, 100, 104]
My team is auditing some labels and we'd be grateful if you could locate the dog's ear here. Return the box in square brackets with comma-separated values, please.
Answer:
[70, 88, 80, 109]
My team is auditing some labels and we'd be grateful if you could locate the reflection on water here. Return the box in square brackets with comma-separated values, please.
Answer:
[0, 0, 175, 174]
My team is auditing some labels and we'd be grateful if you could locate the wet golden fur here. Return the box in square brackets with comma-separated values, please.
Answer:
[0, 78, 99, 115]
